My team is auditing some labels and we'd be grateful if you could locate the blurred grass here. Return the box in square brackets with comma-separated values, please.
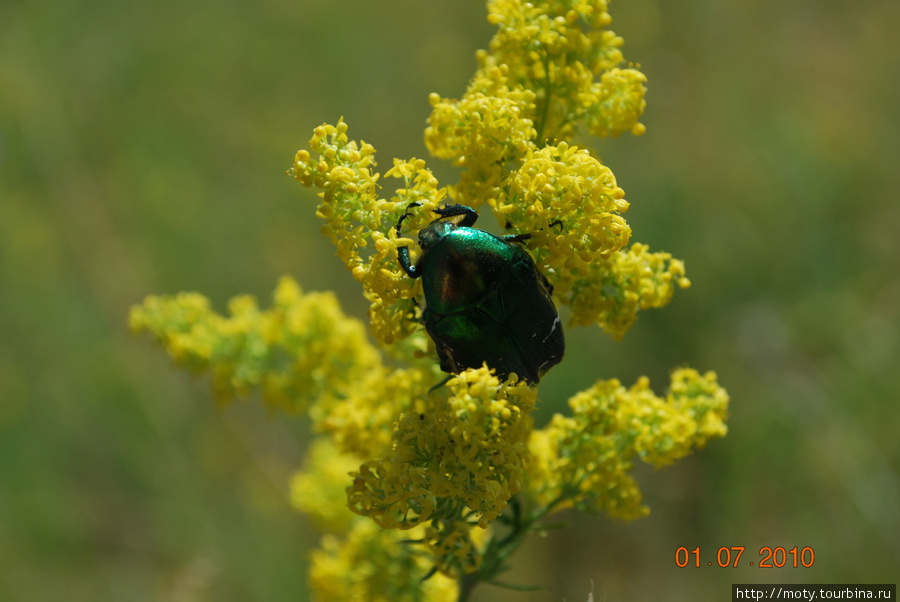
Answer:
[1, 0, 898, 600]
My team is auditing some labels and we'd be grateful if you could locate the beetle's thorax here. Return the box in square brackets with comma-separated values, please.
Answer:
[419, 228, 511, 315]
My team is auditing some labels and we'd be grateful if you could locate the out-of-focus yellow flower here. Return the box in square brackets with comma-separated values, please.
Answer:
[424, 518, 490, 578]
[290, 438, 360, 534]
[313, 366, 430, 460]
[292, 438, 462, 596]
[310, 520, 458, 602]
[129, 275, 380, 412]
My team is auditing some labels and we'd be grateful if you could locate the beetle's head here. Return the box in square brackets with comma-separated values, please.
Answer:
[417, 217, 458, 252]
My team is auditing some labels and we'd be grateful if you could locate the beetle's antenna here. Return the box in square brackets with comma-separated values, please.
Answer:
[427, 375, 453, 393]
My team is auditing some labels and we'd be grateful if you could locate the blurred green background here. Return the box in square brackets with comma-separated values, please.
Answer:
[2, 0, 898, 600]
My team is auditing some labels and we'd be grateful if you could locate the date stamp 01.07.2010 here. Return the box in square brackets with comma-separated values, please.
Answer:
[675, 546, 815, 568]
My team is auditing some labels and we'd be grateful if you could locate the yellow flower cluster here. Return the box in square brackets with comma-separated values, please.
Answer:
[481, 0, 646, 141]
[348, 367, 537, 532]
[423, 0, 646, 221]
[287, 0, 663, 346]
[293, 440, 461, 600]
[313, 365, 430, 460]
[424, 65, 537, 208]
[572, 242, 691, 339]
[503, 141, 630, 258]
[524, 369, 729, 519]
[129, 276, 380, 412]
[289, 120, 447, 348]
[130, 274, 537, 575]
[502, 141, 643, 330]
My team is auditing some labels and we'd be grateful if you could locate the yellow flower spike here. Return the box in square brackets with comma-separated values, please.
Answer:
[290, 120, 451, 349]
[129, 276, 380, 412]
[346, 366, 536, 547]
[468, 0, 643, 145]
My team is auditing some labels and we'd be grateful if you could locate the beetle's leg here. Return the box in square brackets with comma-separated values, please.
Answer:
[396, 202, 422, 278]
[427, 374, 453, 393]
[502, 232, 553, 294]
[433, 204, 478, 228]
[401, 297, 421, 322]
[501, 233, 531, 244]
[397, 246, 420, 278]
[395, 202, 423, 237]
[536, 266, 554, 295]
[505, 219, 563, 233]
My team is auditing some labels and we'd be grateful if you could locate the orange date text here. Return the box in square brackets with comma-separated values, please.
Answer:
[674, 546, 815, 568]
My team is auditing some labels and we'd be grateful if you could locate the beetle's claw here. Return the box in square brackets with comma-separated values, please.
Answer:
[502, 233, 531, 244]
[396, 202, 423, 237]
[432, 204, 479, 228]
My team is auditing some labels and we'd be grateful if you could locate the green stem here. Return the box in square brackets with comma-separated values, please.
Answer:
[534, 55, 553, 145]
[455, 497, 539, 602]
[457, 572, 480, 602]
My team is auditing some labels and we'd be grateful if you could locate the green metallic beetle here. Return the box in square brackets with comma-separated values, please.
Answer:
[396, 203, 564, 384]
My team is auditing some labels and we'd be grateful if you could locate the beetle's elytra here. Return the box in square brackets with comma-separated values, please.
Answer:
[396, 204, 564, 384]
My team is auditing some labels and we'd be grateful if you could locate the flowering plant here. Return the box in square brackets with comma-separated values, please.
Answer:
[130, 0, 729, 599]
